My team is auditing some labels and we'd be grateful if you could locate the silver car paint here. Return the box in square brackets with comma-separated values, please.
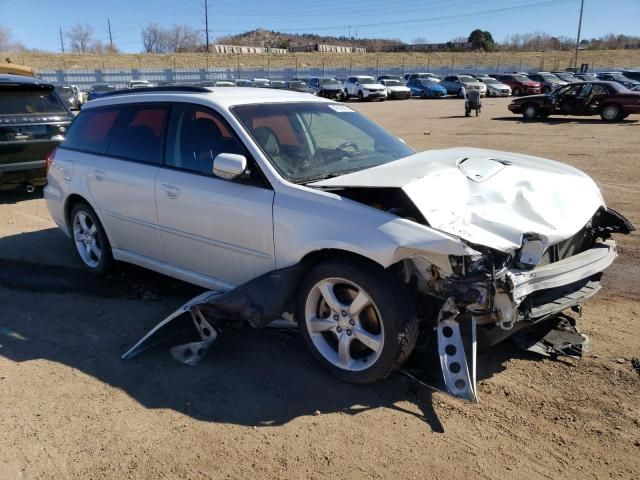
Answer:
[312, 147, 605, 253]
[45, 89, 475, 292]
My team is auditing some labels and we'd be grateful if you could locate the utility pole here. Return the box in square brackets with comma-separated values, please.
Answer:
[108, 18, 113, 48]
[59, 27, 65, 53]
[204, 0, 210, 53]
[574, 0, 584, 70]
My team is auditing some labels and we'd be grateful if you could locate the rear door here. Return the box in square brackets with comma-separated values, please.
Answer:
[155, 104, 275, 287]
[73, 104, 168, 260]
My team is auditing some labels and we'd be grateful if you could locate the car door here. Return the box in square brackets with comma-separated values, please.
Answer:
[570, 83, 594, 114]
[155, 104, 275, 287]
[347, 77, 358, 96]
[82, 104, 168, 260]
[442, 76, 457, 93]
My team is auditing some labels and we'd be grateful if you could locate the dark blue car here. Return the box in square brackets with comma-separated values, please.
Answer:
[87, 83, 117, 101]
[407, 78, 447, 98]
[595, 73, 640, 90]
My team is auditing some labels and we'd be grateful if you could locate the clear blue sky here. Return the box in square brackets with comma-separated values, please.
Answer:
[1, 0, 638, 53]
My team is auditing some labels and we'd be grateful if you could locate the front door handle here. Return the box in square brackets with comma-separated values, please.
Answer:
[161, 183, 180, 199]
[92, 169, 105, 181]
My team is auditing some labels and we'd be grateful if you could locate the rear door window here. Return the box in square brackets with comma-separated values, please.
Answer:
[62, 107, 124, 154]
[106, 105, 169, 164]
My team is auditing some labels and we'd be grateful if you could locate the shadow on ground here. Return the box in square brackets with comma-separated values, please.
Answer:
[0, 229, 536, 433]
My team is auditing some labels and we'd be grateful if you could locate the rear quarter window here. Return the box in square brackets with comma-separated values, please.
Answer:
[62, 107, 123, 154]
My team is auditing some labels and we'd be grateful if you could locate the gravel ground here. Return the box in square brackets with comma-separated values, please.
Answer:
[1, 96, 639, 480]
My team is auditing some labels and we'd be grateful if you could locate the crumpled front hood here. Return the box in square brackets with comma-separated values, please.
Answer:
[311, 147, 605, 253]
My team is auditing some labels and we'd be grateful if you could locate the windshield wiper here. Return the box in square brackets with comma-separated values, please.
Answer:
[295, 172, 342, 184]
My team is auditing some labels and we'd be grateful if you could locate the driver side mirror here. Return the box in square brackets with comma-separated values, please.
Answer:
[213, 153, 247, 180]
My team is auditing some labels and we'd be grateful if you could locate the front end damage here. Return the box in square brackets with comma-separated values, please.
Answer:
[398, 207, 633, 400]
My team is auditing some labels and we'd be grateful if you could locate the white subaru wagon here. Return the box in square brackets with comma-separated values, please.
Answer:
[45, 86, 632, 387]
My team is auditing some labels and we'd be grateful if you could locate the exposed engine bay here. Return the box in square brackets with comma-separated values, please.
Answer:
[330, 185, 633, 340]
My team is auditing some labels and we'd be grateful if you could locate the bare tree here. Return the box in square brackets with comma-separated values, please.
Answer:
[67, 24, 94, 53]
[412, 37, 428, 45]
[0, 27, 11, 51]
[0, 26, 27, 52]
[165, 24, 201, 52]
[141, 23, 168, 53]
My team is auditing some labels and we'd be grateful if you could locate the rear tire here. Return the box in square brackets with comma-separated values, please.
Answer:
[600, 103, 622, 122]
[420, 91, 427, 99]
[69, 203, 113, 275]
[296, 258, 418, 384]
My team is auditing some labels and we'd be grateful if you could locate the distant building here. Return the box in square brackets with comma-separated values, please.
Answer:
[213, 45, 288, 54]
[384, 42, 473, 52]
[288, 44, 366, 53]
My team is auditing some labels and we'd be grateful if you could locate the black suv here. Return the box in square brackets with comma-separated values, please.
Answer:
[0, 74, 73, 190]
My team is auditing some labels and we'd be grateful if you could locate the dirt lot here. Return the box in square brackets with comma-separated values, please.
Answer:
[1, 97, 639, 480]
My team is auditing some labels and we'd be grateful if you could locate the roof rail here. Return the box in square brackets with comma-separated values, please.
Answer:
[101, 86, 210, 98]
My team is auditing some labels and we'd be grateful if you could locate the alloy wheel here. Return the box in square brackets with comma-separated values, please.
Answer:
[73, 211, 102, 268]
[304, 277, 384, 371]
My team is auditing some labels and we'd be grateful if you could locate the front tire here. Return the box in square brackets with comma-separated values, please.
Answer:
[357, 91, 364, 102]
[522, 103, 539, 121]
[69, 203, 113, 274]
[297, 258, 418, 384]
[513, 87, 522, 96]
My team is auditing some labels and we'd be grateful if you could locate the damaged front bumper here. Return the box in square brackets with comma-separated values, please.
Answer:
[408, 234, 622, 401]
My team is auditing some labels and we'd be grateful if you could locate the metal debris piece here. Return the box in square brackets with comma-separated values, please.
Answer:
[170, 308, 218, 366]
[514, 315, 589, 359]
[121, 291, 219, 361]
[631, 358, 640, 375]
[436, 297, 477, 402]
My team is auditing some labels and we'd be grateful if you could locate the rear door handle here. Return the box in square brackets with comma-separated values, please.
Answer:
[92, 169, 105, 181]
[161, 183, 180, 199]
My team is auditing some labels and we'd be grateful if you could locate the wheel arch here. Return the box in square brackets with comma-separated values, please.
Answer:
[64, 193, 113, 245]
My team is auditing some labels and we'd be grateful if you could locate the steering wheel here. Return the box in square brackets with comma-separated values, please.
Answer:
[337, 141, 360, 152]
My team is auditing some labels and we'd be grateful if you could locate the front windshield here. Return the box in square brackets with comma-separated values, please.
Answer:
[540, 74, 560, 81]
[384, 80, 402, 86]
[513, 75, 530, 82]
[358, 77, 376, 83]
[479, 77, 498, 84]
[458, 76, 474, 81]
[320, 78, 337, 85]
[232, 102, 414, 183]
[419, 79, 439, 87]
